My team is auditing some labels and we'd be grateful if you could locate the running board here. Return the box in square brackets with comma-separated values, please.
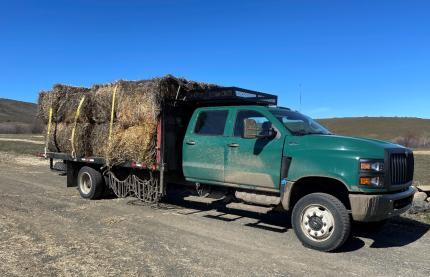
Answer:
[183, 196, 274, 214]
[226, 202, 273, 214]
[235, 191, 280, 206]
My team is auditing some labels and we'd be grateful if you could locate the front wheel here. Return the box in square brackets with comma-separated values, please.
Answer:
[291, 193, 351, 252]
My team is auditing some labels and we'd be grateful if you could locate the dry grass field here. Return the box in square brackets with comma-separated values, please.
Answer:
[414, 152, 430, 187]
[0, 134, 44, 155]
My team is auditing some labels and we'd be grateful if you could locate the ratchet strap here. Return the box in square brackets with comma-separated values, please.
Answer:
[106, 85, 118, 166]
[44, 107, 53, 157]
[109, 85, 118, 142]
[71, 95, 86, 158]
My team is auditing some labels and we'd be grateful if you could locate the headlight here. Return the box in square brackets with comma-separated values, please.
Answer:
[360, 160, 384, 172]
[359, 159, 385, 187]
[359, 176, 384, 187]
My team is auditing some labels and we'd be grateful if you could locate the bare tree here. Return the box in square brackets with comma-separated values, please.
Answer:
[394, 132, 419, 148]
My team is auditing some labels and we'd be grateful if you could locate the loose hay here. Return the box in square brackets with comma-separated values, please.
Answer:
[38, 75, 219, 165]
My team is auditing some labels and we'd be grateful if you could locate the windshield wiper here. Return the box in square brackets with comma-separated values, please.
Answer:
[293, 130, 329, 136]
[293, 130, 311, 136]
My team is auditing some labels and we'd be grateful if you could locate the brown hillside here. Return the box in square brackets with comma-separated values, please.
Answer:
[317, 117, 430, 141]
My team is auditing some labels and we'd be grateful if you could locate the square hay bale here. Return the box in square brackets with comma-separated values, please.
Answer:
[106, 124, 158, 166]
[89, 84, 123, 124]
[46, 123, 92, 157]
[39, 75, 220, 163]
[90, 123, 110, 157]
[38, 85, 92, 124]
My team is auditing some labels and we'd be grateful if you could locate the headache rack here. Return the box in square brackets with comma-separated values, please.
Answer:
[174, 86, 278, 106]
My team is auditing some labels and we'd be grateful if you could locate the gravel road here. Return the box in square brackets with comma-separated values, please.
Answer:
[0, 155, 429, 276]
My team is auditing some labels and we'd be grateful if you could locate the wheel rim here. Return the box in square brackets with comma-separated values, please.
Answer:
[300, 204, 335, 242]
[79, 172, 92, 195]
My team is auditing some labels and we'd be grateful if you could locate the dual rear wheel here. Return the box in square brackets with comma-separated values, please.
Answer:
[77, 166, 106, 199]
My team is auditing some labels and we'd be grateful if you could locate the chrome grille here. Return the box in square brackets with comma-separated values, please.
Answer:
[390, 153, 414, 185]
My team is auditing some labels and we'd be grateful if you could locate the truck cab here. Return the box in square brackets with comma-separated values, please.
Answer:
[182, 105, 415, 251]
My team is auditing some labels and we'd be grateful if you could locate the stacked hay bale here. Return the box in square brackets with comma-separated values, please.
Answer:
[37, 75, 218, 165]
[38, 84, 92, 156]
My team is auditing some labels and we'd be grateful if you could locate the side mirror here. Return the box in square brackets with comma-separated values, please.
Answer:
[243, 119, 258, 139]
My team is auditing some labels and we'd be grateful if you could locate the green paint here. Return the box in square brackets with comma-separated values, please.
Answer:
[182, 107, 229, 182]
[182, 105, 409, 193]
[284, 134, 393, 193]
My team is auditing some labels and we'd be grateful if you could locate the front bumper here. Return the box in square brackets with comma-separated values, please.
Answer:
[349, 186, 416, 222]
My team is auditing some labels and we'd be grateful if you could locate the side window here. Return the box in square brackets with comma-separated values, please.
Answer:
[234, 110, 272, 137]
[194, 110, 228, 136]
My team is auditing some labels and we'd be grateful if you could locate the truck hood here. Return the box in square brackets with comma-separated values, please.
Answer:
[288, 134, 406, 159]
[283, 134, 409, 192]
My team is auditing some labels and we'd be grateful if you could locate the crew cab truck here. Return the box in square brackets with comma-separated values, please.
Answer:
[45, 87, 415, 252]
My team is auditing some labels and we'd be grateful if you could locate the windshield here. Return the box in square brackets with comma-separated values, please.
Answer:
[270, 109, 332, 136]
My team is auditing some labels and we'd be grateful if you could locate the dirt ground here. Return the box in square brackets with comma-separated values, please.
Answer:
[0, 154, 429, 277]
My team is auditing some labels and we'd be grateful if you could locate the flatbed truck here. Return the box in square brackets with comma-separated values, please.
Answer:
[45, 86, 415, 251]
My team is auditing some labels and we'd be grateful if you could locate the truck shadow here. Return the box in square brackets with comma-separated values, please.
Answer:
[125, 184, 429, 252]
[339, 216, 430, 252]
[148, 190, 430, 252]
[156, 191, 291, 233]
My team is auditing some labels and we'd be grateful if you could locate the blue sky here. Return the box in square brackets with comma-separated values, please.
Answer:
[0, 0, 429, 118]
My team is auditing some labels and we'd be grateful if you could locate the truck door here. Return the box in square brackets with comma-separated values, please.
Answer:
[182, 109, 229, 183]
[225, 109, 284, 189]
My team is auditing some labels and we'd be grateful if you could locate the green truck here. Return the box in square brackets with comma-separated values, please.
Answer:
[46, 86, 415, 252]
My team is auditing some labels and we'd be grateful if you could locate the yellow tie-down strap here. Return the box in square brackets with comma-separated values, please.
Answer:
[106, 85, 118, 166]
[109, 85, 118, 142]
[71, 96, 86, 158]
[44, 107, 53, 157]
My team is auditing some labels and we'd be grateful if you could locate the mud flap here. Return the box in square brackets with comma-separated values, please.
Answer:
[66, 161, 79, 187]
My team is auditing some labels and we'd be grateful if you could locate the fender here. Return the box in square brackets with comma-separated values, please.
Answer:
[280, 180, 295, 211]
[280, 176, 350, 211]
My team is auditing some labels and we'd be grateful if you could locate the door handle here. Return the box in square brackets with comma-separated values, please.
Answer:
[186, 140, 196, 145]
[227, 143, 240, 148]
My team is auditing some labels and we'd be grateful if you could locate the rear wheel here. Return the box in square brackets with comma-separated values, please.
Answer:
[77, 166, 105, 200]
[292, 193, 351, 252]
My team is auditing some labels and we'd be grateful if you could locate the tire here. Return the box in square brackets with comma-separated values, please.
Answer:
[291, 193, 351, 252]
[77, 166, 105, 200]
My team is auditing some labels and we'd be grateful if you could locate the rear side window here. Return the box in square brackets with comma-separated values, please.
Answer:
[194, 110, 228, 136]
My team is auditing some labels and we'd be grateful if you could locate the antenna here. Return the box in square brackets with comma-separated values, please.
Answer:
[299, 83, 302, 111]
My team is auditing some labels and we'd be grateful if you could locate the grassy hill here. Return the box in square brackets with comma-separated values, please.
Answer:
[317, 117, 430, 142]
[0, 98, 37, 123]
[1, 97, 429, 141]
[0, 98, 39, 133]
